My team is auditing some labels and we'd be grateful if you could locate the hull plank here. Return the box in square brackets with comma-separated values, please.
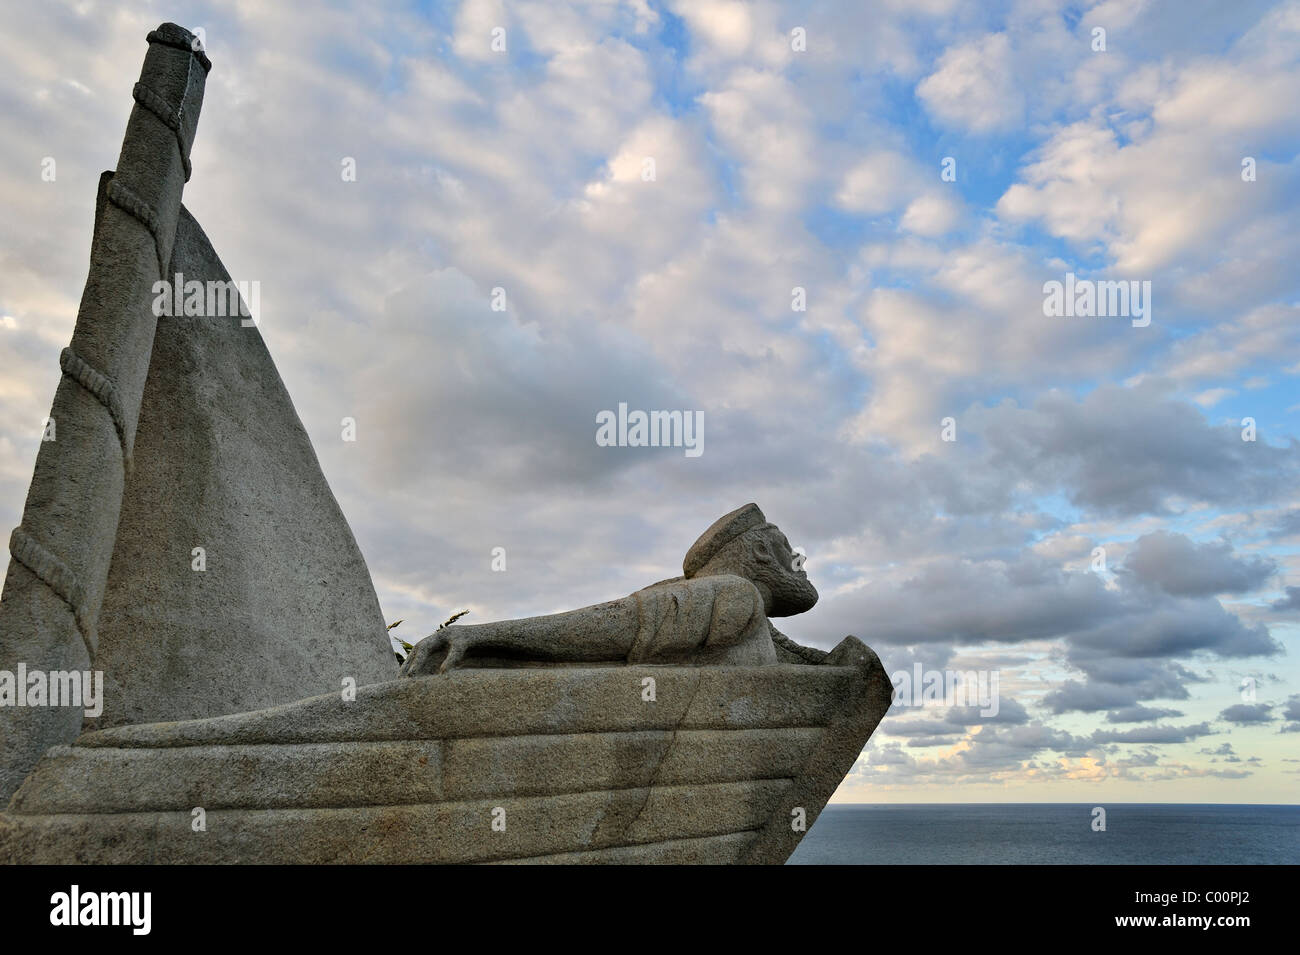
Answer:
[498, 831, 759, 865]
[73, 664, 859, 748]
[7, 728, 821, 814]
[0, 779, 790, 864]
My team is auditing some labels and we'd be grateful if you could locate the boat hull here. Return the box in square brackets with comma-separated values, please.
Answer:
[0, 636, 891, 864]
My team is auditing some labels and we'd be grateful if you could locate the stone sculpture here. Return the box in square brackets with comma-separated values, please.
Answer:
[402, 503, 825, 674]
[0, 24, 891, 865]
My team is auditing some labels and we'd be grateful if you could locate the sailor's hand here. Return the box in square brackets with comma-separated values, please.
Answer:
[437, 631, 470, 673]
[401, 629, 471, 676]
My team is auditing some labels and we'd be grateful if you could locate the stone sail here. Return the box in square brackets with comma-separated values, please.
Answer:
[87, 193, 398, 730]
[0, 24, 395, 801]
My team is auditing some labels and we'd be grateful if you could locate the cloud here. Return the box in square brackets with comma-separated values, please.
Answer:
[672, 0, 754, 59]
[835, 151, 922, 215]
[969, 382, 1300, 517]
[1043, 662, 1199, 716]
[900, 193, 962, 236]
[1268, 510, 1300, 538]
[1218, 703, 1276, 724]
[884, 698, 1030, 738]
[1091, 722, 1214, 744]
[996, 9, 1300, 299]
[854, 721, 1094, 783]
[1105, 705, 1185, 723]
[917, 33, 1024, 132]
[1271, 586, 1300, 611]
[1154, 304, 1300, 387]
[1121, 531, 1275, 596]
[453, 0, 507, 62]
[1193, 388, 1236, 408]
[1283, 695, 1300, 722]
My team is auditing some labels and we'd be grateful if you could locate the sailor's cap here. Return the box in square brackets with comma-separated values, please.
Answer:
[683, 503, 768, 578]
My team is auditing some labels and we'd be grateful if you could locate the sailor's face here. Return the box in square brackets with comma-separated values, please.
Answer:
[786, 536, 810, 577]
[758, 527, 818, 616]
[770, 532, 799, 573]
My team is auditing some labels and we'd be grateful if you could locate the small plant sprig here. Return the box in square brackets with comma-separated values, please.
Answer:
[438, 609, 470, 630]
[389, 619, 410, 664]
[391, 611, 470, 665]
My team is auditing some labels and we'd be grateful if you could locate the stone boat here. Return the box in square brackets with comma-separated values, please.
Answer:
[2, 640, 888, 864]
[0, 24, 890, 864]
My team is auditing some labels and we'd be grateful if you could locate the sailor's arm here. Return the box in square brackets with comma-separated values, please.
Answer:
[627, 574, 776, 665]
[401, 597, 638, 675]
[401, 574, 777, 674]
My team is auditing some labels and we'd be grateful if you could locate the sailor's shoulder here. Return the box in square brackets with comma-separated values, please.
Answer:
[638, 573, 756, 595]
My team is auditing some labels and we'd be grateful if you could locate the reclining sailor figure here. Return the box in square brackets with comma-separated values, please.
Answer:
[400, 503, 828, 675]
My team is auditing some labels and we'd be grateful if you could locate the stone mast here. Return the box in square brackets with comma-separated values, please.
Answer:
[0, 24, 399, 803]
[0, 25, 210, 801]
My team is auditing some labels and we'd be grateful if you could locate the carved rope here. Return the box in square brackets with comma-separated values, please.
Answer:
[144, 27, 212, 73]
[58, 347, 133, 475]
[104, 177, 166, 276]
[7, 526, 95, 658]
[131, 82, 193, 181]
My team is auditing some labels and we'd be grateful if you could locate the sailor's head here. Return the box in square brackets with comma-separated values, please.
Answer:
[683, 503, 819, 617]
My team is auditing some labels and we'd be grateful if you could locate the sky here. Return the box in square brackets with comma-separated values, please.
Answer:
[0, 0, 1298, 804]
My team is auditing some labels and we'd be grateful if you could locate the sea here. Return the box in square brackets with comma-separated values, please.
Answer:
[787, 803, 1300, 864]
